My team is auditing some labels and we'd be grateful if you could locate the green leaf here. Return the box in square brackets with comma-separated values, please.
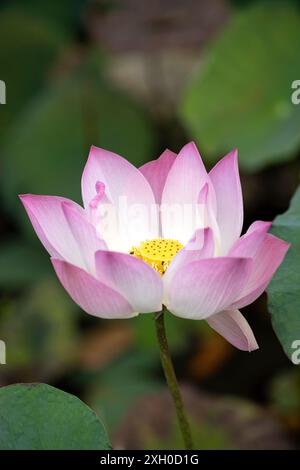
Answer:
[180, 3, 300, 171]
[267, 185, 300, 361]
[2, 59, 156, 220]
[0, 9, 65, 139]
[0, 383, 111, 449]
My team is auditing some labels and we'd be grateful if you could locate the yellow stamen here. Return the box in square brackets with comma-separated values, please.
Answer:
[131, 238, 183, 275]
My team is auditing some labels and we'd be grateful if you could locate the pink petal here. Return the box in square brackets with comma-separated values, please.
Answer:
[207, 309, 259, 351]
[81, 146, 159, 249]
[245, 220, 272, 235]
[198, 183, 221, 253]
[231, 234, 290, 309]
[161, 142, 214, 244]
[139, 149, 177, 205]
[209, 149, 243, 255]
[19, 194, 84, 266]
[167, 257, 252, 319]
[95, 251, 163, 313]
[163, 228, 214, 295]
[229, 220, 272, 258]
[52, 259, 134, 319]
[86, 182, 129, 253]
[62, 202, 107, 275]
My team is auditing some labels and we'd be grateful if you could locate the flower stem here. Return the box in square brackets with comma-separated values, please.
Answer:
[154, 308, 194, 450]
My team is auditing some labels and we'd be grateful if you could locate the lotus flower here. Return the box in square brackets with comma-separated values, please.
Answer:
[20, 142, 289, 351]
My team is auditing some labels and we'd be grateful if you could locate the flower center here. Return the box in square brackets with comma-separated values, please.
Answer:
[131, 238, 183, 275]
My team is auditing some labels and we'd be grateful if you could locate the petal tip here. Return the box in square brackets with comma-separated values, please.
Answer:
[89, 144, 101, 155]
[263, 221, 273, 230]
[225, 148, 238, 165]
[18, 193, 39, 210]
[18, 194, 27, 204]
[177, 140, 199, 156]
[19, 193, 33, 202]
[249, 345, 259, 352]
[86, 145, 107, 165]
[185, 140, 199, 153]
[247, 337, 259, 352]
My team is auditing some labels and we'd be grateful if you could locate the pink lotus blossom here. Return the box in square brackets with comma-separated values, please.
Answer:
[20, 142, 289, 351]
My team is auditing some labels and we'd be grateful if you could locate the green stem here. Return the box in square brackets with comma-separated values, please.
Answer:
[154, 308, 194, 450]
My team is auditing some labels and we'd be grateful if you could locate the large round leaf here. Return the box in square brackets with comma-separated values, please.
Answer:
[180, 3, 300, 171]
[267, 185, 300, 362]
[0, 383, 111, 449]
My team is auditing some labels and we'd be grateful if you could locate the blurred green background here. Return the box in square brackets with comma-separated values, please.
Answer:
[0, 0, 300, 449]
